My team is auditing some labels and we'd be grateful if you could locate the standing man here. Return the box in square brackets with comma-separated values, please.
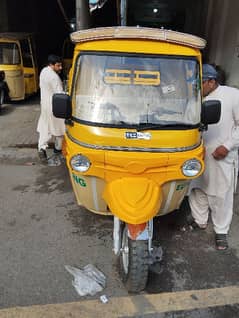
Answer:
[188, 64, 239, 250]
[37, 54, 65, 162]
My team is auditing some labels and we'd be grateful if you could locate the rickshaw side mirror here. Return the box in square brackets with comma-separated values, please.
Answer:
[52, 93, 72, 119]
[201, 100, 221, 125]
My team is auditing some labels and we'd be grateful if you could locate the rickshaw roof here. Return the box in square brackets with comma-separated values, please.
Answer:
[0, 32, 33, 41]
[71, 27, 206, 49]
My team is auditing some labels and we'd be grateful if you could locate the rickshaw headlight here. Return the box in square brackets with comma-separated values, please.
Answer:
[70, 154, 91, 172]
[181, 159, 202, 177]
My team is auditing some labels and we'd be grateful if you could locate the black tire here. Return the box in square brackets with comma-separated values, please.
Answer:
[119, 225, 149, 293]
[0, 89, 4, 107]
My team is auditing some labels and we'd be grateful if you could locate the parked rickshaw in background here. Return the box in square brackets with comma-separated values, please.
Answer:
[53, 27, 221, 292]
[0, 33, 38, 108]
[0, 70, 9, 111]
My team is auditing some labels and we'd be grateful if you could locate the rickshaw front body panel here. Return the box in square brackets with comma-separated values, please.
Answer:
[64, 125, 204, 223]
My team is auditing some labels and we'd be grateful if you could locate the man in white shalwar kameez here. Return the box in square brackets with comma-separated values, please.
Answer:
[37, 55, 65, 161]
[189, 64, 239, 250]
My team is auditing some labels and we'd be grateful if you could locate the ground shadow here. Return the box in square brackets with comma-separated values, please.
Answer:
[146, 198, 239, 294]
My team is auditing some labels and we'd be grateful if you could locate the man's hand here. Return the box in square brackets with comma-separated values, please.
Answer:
[212, 145, 229, 160]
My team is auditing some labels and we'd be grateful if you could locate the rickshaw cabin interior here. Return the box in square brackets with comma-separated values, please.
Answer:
[0, 0, 238, 88]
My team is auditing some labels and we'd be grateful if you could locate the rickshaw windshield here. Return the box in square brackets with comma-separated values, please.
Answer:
[0, 42, 21, 65]
[73, 53, 201, 127]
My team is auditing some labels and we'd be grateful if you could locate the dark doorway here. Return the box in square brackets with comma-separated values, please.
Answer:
[127, 0, 207, 36]
[5, 0, 75, 69]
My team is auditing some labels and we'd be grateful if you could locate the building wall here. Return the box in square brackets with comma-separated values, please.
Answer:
[206, 0, 239, 87]
[1, 0, 239, 87]
[0, 0, 72, 69]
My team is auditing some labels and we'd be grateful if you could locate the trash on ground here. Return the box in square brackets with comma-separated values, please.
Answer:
[100, 294, 108, 303]
[149, 245, 163, 265]
[47, 154, 62, 166]
[65, 264, 106, 296]
[24, 162, 36, 166]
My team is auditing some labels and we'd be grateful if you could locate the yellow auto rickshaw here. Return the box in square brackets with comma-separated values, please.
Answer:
[53, 27, 221, 292]
[0, 33, 38, 104]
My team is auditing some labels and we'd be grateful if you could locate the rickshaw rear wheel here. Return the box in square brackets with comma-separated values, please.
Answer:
[119, 225, 149, 293]
[0, 89, 4, 107]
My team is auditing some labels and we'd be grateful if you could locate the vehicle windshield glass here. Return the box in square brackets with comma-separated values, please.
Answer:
[73, 53, 201, 127]
[0, 42, 21, 65]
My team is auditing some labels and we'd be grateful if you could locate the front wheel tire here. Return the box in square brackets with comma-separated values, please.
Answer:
[119, 225, 149, 293]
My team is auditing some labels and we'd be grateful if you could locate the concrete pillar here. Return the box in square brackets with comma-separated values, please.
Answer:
[76, 0, 91, 30]
[0, 0, 9, 31]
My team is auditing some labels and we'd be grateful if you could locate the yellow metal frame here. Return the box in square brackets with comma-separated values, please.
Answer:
[68, 39, 201, 96]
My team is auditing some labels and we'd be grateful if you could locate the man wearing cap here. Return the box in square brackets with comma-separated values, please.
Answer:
[188, 64, 239, 250]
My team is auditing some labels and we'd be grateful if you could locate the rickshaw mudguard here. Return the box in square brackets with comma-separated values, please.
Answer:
[103, 177, 162, 224]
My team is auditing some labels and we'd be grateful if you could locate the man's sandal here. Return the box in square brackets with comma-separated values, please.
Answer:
[189, 221, 207, 230]
[215, 234, 228, 250]
[181, 220, 207, 232]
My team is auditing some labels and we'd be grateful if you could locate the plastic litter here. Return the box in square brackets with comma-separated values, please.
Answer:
[100, 295, 108, 303]
[149, 245, 163, 265]
[24, 162, 36, 166]
[47, 154, 62, 166]
[65, 264, 106, 296]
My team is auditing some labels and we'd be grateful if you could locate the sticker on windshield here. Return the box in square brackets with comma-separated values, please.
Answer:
[125, 132, 152, 140]
[162, 85, 175, 94]
[104, 69, 160, 86]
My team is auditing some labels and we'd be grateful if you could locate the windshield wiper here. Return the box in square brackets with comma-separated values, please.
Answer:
[136, 122, 194, 131]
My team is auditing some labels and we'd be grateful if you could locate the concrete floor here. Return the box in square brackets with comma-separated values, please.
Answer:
[0, 98, 239, 317]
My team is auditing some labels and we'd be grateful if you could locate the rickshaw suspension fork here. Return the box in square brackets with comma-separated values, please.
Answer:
[113, 217, 154, 255]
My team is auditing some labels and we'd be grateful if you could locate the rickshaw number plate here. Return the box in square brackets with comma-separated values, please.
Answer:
[125, 132, 151, 140]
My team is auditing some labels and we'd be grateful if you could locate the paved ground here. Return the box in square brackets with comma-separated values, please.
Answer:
[0, 97, 239, 317]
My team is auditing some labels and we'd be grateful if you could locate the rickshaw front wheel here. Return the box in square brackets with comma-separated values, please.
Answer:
[120, 225, 149, 293]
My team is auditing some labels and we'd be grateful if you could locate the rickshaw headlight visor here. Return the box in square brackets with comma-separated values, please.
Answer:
[181, 159, 202, 177]
[70, 154, 91, 172]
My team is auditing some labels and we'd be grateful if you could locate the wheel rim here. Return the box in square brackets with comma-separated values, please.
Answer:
[121, 226, 129, 274]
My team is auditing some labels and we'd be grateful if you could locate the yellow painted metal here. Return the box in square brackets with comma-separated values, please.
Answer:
[74, 39, 200, 56]
[103, 177, 162, 224]
[68, 122, 201, 149]
[1, 66, 25, 100]
[70, 174, 108, 214]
